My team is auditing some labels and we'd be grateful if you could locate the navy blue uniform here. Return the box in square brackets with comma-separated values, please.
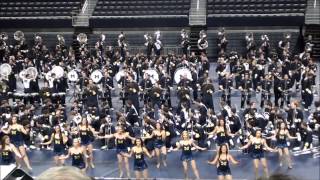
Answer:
[116, 137, 127, 154]
[217, 157, 232, 176]
[251, 141, 264, 159]
[276, 131, 288, 149]
[80, 128, 92, 146]
[53, 134, 66, 156]
[216, 130, 228, 146]
[133, 151, 148, 171]
[10, 128, 24, 147]
[71, 152, 85, 169]
[1, 149, 15, 165]
[154, 133, 164, 149]
[180, 143, 193, 161]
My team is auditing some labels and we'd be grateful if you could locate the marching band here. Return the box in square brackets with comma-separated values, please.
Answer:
[0, 29, 319, 180]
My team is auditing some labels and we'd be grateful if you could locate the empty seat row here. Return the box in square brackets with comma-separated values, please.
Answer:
[93, 0, 190, 16]
[207, 0, 307, 15]
[0, 0, 81, 17]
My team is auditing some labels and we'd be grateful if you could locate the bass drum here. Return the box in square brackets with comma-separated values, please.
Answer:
[115, 70, 137, 82]
[90, 70, 103, 83]
[67, 70, 79, 82]
[143, 68, 159, 84]
[174, 67, 192, 84]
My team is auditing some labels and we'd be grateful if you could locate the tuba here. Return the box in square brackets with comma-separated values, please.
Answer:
[77, 33, 88, 51]
[14, 30, 25, 41]
[77, 33, 88, 44]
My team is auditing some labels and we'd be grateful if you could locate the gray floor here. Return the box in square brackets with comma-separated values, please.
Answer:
[23, 147, 320, 180]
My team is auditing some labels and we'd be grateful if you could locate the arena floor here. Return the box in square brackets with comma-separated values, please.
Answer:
[24, 148, 320, 180]
[9, 62, 320, 179]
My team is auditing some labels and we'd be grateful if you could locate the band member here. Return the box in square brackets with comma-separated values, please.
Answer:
[300, 122, 313, 150]
[99, 126, 135, 178]
[301, 72, 314, 110]
[217, 28, 228, 54]
[172, 131, 206, 180]
[153, 31, 162, 56]
[258, 74, 273, 108]
[121, 138, 152, 180]
[201, 78, 214, 109]
[239, 73, 253, 109]
[181, 29, 190, 56]
[102, 71, 114, 109]
[1, 115, 32, 171]
[208, 144, 239, 180]
[282, 74, 293, 107]
[240, 129, 277, 179]
[118, 32, 127, 60]
[150, 82, 163, 109]
[41, 125, 68, 166]
[219, 73, 233, 106]
[60, 138, 88, 173]
[144, 122, 167, 168]
[245, 33, 255, 57]
[270, 122, 297, 169]
[126, 100, 140, 126]
[273, 71, 283, 107]
[198, 30, 208, 54]
[0, 135, 23, 166]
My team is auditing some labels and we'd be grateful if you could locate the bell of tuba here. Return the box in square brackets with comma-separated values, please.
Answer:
[77, 33, 88, 44]
[14, 30, 25, 41]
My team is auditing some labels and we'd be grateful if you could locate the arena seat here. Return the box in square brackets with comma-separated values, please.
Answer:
[207, 0, 307, 15]
[90, 0, 191, 28]
[92, 0, 191, 17]
[207, 0, 307, 26]
[0, 0, 82, 18]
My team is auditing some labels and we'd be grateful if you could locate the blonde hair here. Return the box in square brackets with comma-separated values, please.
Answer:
[37, 166, 91, 180]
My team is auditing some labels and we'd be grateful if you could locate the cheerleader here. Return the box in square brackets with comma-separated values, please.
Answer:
[144, 122, 167, 168]
[41, 125, 68, 166]
[172, 131, 206, 179]
[208, 117, 234, 149]
[1, 115, 32, 171]
[1, 135, 23, 166]
[270, 122, 297, 168]
[78, 117, 96, 168]
[208, 144, 239, 180]
[121, 138, 153, 180]
[240, 129, 277, 179]
[60, 138, 88, 173]
[99, 125, 135, 178]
